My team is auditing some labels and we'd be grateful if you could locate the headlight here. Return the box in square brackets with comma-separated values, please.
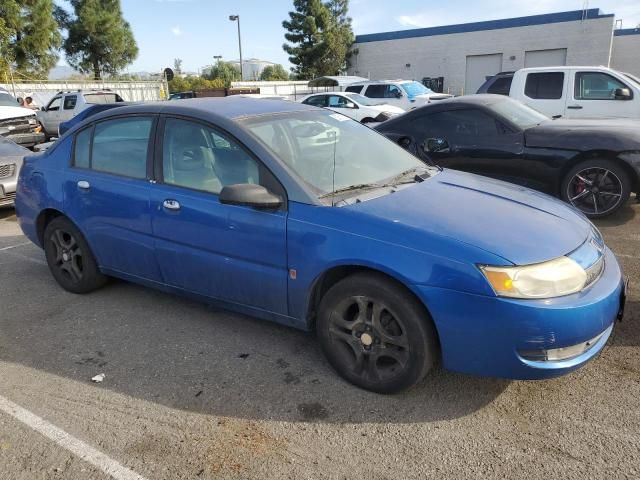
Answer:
[480, 257, 587, 299]
[28, 117, 36, 125]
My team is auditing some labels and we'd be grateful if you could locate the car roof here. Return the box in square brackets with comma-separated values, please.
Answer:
[306, 91, 349, 96]
[93, 97, 316, 122]
[348, 79, 413, 86]
[518, 66, 612, 72]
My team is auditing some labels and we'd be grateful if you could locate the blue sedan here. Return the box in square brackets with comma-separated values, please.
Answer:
[15, 98, 626, 393]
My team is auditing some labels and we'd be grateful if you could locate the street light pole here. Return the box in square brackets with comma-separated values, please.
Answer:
[229, 15, 243, 80]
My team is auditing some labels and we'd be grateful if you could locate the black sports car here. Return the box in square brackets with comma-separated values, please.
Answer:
[375, 95, 640, 217]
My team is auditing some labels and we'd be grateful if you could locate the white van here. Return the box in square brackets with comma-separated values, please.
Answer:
[509, 66, 640, 119]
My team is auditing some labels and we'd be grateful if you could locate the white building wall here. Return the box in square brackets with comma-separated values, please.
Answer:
[611, 33, 640, 77]
[349, 16, 614, 95]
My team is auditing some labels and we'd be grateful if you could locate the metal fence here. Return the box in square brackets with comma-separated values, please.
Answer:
[231, 81, 332, 100]
[0, 80, 168, 107]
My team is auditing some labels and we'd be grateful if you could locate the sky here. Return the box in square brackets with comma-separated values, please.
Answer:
[59, 0, 640, 73]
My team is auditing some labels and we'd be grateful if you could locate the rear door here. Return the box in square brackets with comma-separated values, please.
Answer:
[63, 115, 162, 281]
[566, 70, 637, 118]
[149, 116, 288, 314]
[521, 71, 567, 118]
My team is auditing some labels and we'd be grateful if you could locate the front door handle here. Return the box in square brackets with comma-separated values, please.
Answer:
[162, 199, 181, 211]
[567, 105, 583, 110]
[77, 180, 90, 190]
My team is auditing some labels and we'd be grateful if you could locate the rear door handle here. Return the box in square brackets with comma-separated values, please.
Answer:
[162, 199, 181, 211]
[77, 180, 90, 190]
[567, 105, 583, 110]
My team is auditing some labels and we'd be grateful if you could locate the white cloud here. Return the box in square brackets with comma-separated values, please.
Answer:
[171, 25, 182, 36]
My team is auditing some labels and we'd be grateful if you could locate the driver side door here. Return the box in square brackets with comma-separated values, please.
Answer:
[38, 95, 62, 136]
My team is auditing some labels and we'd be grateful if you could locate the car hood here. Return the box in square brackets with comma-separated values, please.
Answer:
[413, 93, 454, 102]
[347, 169, 591, 265]
[525, 118, 640, 151]
[0, 106, 36, 121]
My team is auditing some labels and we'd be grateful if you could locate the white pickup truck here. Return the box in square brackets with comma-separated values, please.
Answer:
[507, 66, 640, 119]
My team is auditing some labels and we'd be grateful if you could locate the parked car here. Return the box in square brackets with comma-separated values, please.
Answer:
[300, 92, 405, 123]
[345, 80, 452, 110]
[16, 98, 625, 393]
[169, 91, 196, 100]
[37, 89, 124, 139]
[0, 88, 45, 148]
[500, 66, 640, 119]
[376, 94, 640, 217]
[0, 137, 29, 207]
[58, 102, 136, 137]
[476, 71, 515, 95]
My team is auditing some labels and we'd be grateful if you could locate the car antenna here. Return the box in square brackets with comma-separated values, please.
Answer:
[330, 129, 338, 207]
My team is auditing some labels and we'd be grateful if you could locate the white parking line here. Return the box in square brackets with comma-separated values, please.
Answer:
[0, 249, 47, 266]
[0, 395, 148, 480]
[0, 242, 31, 251]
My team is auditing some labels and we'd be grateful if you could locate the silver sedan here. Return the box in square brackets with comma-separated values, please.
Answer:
[0, 137, 29, 208]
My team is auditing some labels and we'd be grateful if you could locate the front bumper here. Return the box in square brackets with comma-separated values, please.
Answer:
[6, 132, 45, 148]
[415, 247, 624, 379]
[0, 176, 17, 207]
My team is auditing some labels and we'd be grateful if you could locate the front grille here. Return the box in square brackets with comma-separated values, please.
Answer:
[0, 116, 33, 135]
[0, 191, 16, 205]
[0, 163, 16, 179]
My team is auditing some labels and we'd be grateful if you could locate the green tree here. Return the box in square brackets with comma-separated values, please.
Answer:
[320, 0, 354, 75]
[168, 76, 225, 93]
[0, 0, 62, 78]
[259, 64, 289, 81]
[62, 0, 138, 80]
[203, 61, 241, 87]
[282, 0, 330, 79]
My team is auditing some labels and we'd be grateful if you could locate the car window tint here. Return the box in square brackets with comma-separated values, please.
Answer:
[574, 72, 630, 100]
[386, 85, 401, 98]
[327, 95, 348, 107]
[91, 117, 152, 178]
[345, 85, 363, 94]
[364, 85, 386, 98]
[487, 77, 512, 95]
[303, 95, 327, 107]
[524, 72, 564, 100]
[411, 109, 500, 138]
[162, 118, 259, 194]
[84, 93, 121, 104]
[47, 97, 62, 111]
[63, 95, 77, 110]
[73, 127, 92, 169]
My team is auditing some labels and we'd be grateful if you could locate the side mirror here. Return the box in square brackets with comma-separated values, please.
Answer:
[40, 106, 46, 111]
[614, 88, 632, 100]
[424, 138, 450, 153]
[345, 101, 357, 109]
[219, 184, 282, 210]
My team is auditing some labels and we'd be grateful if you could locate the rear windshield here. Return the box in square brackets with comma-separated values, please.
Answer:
[84, 93, 123, 104]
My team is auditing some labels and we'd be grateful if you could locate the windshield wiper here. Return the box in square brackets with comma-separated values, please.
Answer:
[318, 183, 385, 199]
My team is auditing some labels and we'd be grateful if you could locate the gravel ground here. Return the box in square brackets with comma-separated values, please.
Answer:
[0, 201, 638, 480]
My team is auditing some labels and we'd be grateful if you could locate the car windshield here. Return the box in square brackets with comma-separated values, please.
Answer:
[622, 72, 640, 87]
[0, 92, 19, 107]
[344, 93, 384, 106]
[400, 81, 434, 97]
[490, 98, 550, 129]
[242, 110, 436, 203]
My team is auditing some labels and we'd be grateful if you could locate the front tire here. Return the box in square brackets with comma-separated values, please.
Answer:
[561, 159, 630, 218]
[43, 217, 107, 294]
[317, 273, 438, 393]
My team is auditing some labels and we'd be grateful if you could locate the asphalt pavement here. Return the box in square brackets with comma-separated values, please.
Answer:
[0, 202, 638, 480]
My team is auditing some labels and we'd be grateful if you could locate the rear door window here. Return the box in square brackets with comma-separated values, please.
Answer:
[487, 77, 513, 96]
[364, 84, 386, 98]
[345, 85, 363, 94]
[303, 95, 327, 107]
[524, 72, 564, 100]
[63, 95, 78, 110]
[73, 117, 153, 179]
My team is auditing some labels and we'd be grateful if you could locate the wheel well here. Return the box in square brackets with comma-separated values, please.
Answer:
[306, 265, 439, 343]
[559, 151, 639, 195]
[35, 208, 64, 246]
[361, 117, 376, 123]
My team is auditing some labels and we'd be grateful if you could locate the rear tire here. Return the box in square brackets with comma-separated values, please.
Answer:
[316, 273, 438, 394]
[561, 159, 630, 218]
[43, 216, 107, 294]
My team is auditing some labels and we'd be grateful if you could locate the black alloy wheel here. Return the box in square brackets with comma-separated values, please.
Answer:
[562, 160, 630, 218]
[43, 216, 107, 293]
[317, 273, 438, 393]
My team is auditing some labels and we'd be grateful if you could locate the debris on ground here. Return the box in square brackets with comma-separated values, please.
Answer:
[91, 373, 105, 383]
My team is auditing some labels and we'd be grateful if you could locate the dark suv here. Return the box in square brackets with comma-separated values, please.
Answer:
[476, 72, 514, 95]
